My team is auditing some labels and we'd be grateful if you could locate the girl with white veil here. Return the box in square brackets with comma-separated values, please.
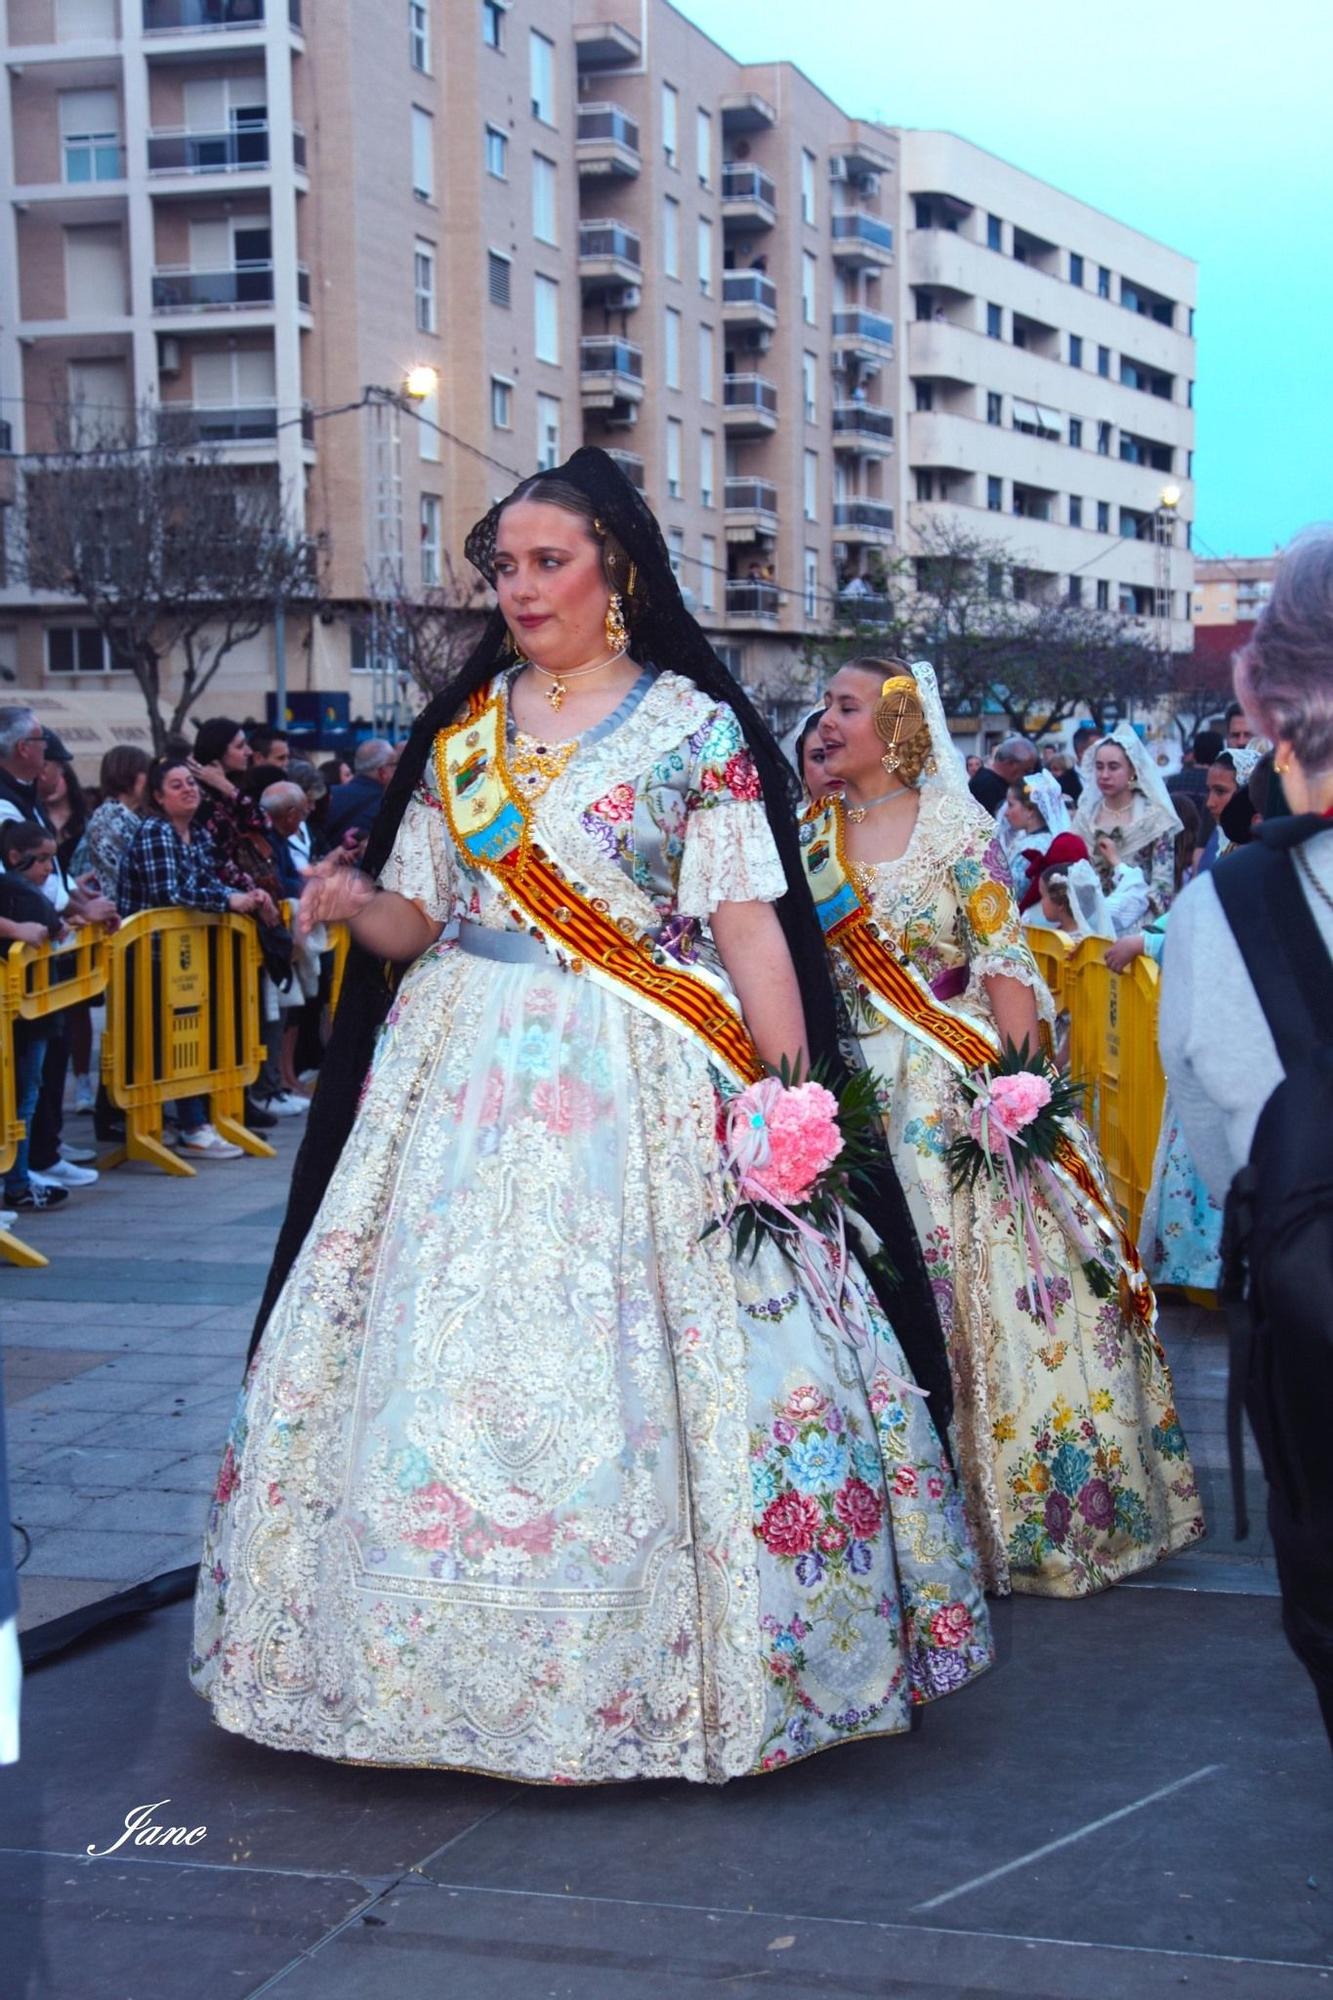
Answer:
[1001, 768, 1072, 907]
[804, 658, 1203, 1598]
[1073, 723, 1182, 917]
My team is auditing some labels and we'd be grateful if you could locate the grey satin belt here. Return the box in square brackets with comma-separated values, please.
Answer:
[455, 920, 553, 966]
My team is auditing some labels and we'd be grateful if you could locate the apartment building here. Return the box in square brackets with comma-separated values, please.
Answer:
[892, 131, 1196, 653]
[0, 0, 1196, 725]
[1192, 554, 1276, 627]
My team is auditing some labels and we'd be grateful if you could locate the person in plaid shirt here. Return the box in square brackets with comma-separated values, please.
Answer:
[116, 757, 270, 1160]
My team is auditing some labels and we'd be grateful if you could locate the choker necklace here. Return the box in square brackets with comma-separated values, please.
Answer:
[528, 648, 628, 712]
[845, 785, 915, 823]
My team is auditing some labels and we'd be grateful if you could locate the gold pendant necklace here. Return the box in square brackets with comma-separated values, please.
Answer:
[846, 786, 914, 823]
[532, 647, 628, 712]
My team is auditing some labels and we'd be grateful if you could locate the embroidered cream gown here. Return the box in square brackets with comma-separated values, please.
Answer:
[191, 671, 992, 1783]
[826, 786, 1204, 1598]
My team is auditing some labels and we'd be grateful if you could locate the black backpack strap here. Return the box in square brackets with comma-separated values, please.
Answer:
[1211, 842, 1333, 1067]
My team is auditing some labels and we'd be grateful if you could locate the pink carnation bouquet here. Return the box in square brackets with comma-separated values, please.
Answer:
[705, 1063, 922, 1390]
[947, 1038, 1110, 1330]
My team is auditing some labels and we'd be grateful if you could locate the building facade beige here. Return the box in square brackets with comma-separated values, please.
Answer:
[892, 130, 1196, 655]
[0, 0, 1197, 732]
[1192, 555, 1276, 627]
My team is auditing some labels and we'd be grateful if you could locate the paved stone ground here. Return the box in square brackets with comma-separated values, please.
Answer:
[1, 1119, 1329, 1999]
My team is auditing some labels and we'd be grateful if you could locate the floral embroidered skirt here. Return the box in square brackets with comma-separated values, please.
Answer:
[861, 1021, 1205, 1598]
[190, 940, 991, 1783]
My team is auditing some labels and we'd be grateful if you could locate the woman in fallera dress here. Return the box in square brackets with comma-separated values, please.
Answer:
[190, 453, 991, 1784]
[801, 659, 1203, 1597]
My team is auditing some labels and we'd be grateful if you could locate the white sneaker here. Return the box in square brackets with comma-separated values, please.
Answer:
[32, 1160, 99, 1189]
[60, 1141, 98, 1164]
[73, 1078, 96, 1114]
[257, 1092, 308, 1118]
[178, 1124, 244, 1161]
[0, 1210, 16, 1230]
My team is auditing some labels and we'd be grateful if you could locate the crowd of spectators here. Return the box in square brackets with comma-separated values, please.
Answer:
[0, 706, 397, 1223]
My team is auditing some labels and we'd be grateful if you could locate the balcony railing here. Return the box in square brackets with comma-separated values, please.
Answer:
[832, 309, 895, 348]
[726, 580, 781, 619]
[577, 103, 640, 154]
[152, 262, 309, 310]
[833, 500, 895, 534]
[578, 220, 642, 268]
[158, 402, 278, 443]
[836, 588, 893, 623]
[724, 478, 779, 515]
[831, 212, 894, 254]
[146, 123, 282, 174]
[63, 137, 124, 183]
[722, 271, 778, 314]
[722, 373, 778, 417]
[721, 164, 776, 211]
[832, 403, 895, 441]
[143, 0, 266, 29]
[579, 337, 643, 381]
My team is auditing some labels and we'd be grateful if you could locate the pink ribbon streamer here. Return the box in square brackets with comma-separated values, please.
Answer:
[720, 1095, 926, 1404]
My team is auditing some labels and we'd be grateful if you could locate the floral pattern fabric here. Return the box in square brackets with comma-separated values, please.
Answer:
[830, 785, 1203, 1597]
[190, 671, 991, 1782]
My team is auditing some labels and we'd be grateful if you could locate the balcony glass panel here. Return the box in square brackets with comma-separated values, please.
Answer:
[578, 222, 641, 266]
[158, 403, 277, 442]
[831, 212, 894, 252]
[722, 373, 778, 413]
[724, 479, 778, 512]
[577, 104, 639, 152]
[147, 124, 269, 173]
[726, 580, 780, 618]
[722, 271, 778, 313]
[832, 500, 895, 532]
[832, 310, 895, 346]
[832, 403, 894, 439]
[579, 338, 643, 379]
[144, 0, 265, 28]
[721, 164, 776, 208]
[152, 263, 274, 309]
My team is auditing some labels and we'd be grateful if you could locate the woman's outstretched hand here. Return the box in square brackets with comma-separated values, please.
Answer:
[297, 857, 378, 936]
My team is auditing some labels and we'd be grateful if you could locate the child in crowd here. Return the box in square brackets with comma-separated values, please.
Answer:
[0, 822, 70, 1213]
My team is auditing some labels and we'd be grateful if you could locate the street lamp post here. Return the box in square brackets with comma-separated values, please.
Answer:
[1153, 481, 1182, 667]
[364, 367, 439, 740]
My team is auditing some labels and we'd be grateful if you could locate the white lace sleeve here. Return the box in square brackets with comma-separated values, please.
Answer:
[1106, 863, 1150, 936]
[377, 791, 456, 924]
[677, 800, 788, 918]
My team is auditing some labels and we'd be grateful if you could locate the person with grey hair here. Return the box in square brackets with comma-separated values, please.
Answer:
[968, 732, 1038, 816]
[1160, 525, 1333, 1744]
[325, 737, 400, 846]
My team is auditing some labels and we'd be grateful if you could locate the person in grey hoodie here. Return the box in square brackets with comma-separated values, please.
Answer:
[1160, 526, 1333, 1740]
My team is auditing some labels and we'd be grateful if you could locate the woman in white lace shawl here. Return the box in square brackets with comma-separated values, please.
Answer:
[1073, 723, 1183, 917]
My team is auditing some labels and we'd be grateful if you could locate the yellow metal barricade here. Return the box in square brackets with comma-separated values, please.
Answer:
[9, 924, 108, 1022]
[0, 972, 46, 1269]
[100, 908, 275, 1176]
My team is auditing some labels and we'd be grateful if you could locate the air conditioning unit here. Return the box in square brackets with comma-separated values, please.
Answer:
[603, 399, 639, 431]
[745, 328, 772, 354]
[604, 284, 641, 312]
[832, 541, 850, 562]
[828, 156, 849, 182]
[158, 336, 182, 377]
[857, 172, 880, 196]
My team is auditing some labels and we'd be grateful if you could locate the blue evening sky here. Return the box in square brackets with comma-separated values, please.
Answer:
[674, 0, 1332, 559]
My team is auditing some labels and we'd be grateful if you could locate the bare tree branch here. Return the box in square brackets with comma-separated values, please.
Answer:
[12, 404, 320, 751]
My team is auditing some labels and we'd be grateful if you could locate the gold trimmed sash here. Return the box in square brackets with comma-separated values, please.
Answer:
[432, 690, 764, 1086]
[799, 799, 997, 1075]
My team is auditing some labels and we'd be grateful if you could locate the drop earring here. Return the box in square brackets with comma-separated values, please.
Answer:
[504, 629, 527, 665]
[880, 746, 901, 775]
[604, 591, 629, 652]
